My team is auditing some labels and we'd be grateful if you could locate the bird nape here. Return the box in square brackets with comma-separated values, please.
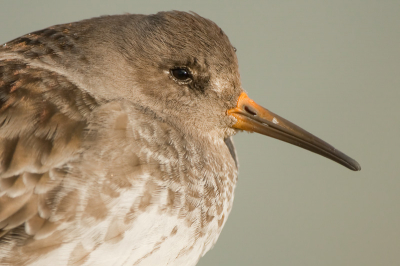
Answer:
[0, 10, 360, 266]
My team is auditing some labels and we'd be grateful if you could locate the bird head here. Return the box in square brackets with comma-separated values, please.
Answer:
[112, 11, 242, 140]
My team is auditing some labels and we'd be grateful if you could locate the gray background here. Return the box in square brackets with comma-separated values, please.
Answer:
[1, 1, 399, 265]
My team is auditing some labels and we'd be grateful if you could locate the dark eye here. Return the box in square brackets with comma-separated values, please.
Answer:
[171, 68, 192, 83]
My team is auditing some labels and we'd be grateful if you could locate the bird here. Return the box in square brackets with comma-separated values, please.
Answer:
[0, 11, 360, 266]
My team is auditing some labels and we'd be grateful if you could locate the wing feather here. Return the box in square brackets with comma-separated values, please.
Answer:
[0, 58, 98, 244]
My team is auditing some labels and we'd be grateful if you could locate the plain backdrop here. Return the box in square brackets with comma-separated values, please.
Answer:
[1, 1, 399, 265]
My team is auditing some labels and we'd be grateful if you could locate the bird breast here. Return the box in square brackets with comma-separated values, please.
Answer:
[22, 100, 238, 266]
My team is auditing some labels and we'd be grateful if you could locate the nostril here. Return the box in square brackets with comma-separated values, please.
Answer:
[244, 105, 257, 116]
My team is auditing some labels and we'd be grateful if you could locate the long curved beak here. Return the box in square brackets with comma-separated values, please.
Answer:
[227, 92, 361, 171]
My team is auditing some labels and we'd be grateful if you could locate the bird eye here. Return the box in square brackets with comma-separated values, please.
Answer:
[170, 68, 192, 83]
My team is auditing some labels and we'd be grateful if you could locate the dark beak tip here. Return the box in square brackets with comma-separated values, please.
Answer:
[352, 161, 362, 171]
[343, 156, 361, 171]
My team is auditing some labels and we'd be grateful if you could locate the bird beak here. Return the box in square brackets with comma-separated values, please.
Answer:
[227, 92, 361, 171]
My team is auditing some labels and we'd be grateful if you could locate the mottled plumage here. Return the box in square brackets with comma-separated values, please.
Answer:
[0, 12, 240, 265]
[0, 10, 360, 266]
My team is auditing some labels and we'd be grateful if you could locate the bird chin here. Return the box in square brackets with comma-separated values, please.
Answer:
[223, 127, 240, 138]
